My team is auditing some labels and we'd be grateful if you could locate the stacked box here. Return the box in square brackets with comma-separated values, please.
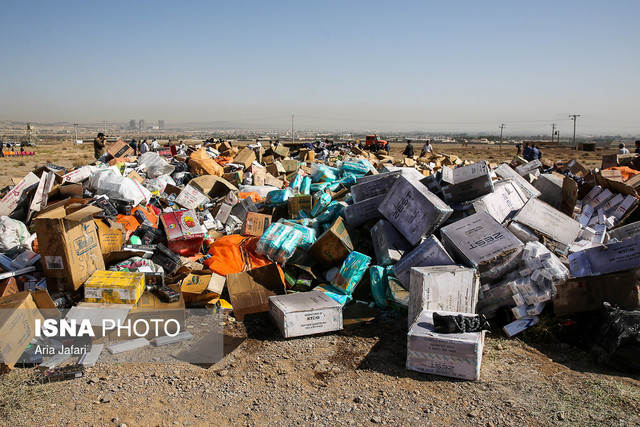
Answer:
[440, 212, 523, 282]
[379, 176, 452, 245]
[407, 309, 485, 381]
[440, 161, 493, 204]
[84, 270, 146, 304]
[407, 265, 479, 328]
[370, 219, 414, 266]
[344, 194, 386, 227]
[351, 171, 400, 203]
[393, 236, 455, 289]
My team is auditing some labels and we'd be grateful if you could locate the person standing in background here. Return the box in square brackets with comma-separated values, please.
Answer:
[402, 140, 414, 158]
[93, 132, 106, 159]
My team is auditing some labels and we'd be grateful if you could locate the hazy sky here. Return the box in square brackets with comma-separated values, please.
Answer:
[1, 1, 638, 135]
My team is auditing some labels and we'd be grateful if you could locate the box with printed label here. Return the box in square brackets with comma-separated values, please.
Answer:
[269, 291, 343, 338]
[407, 308, 485, 381]
[84, 270, 146, 304]
[34, 202, 105, 291]
[160, 209, 205, 256]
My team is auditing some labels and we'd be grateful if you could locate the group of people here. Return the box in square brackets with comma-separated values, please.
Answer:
[618, 141, 640, 155]
[522, 142, 542, 161]
[402, 140, 433, 158]
[93, 133, 188, 159]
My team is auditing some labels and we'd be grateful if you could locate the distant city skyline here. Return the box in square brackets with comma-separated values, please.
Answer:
[1, 1, 638, 136]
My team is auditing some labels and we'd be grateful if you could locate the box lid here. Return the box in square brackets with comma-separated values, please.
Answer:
[269, 290, 340, 313]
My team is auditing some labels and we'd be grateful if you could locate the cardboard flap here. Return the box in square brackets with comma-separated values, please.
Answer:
[65, 205, 103, 222]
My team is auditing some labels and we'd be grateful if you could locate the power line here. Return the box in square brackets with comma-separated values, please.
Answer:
[570, 114, 581, 149]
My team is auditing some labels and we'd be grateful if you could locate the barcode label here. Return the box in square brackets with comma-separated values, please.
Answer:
[45, 256, 64, 270]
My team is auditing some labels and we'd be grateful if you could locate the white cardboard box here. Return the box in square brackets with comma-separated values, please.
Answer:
[379, 176, 453, 246]
[268, 291, 342, 338]
[408, 265, 479, 328]
[440, 212, 523, 282]
[407, 309, 485, 381]
[393, 236, 455, 289]
[370, 219, 414, 266]
[512, 198, 581, 251]
[473, 180, 527, 224]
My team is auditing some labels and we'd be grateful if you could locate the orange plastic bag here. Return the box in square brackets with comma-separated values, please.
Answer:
[132, 205, 159, 228]
[115, 215, 140, 238]
[239, 192, 263, 203]
[605, 166, 640, 181]
[203, 234, 271, 276]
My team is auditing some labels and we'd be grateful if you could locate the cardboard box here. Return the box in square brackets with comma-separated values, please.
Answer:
[281, 159, 299, 174]
[299, 149, 315, 162]
[351, 171, 400, 203]
[94, 219, 125, 255]
[222, 171, 244, 186]
[34, 203, 105, 291]
[160, 209, 205, 256]
[569, 233, 640, 277]
[189, 175, 238, 199]
[0, 172, 39, 216]
[288, 195, 313, 217]
[0, 292, 44, 367]
[440, 161, 493, 204]
[554, 271, 640, 314]
[534, 173, 564, 210]
[269, 291, 343, 338]
[264, 172, 284, 189]
[188, 149, 224, 177]
[107, 139, 134, 158]
[512, 198, 581, 252]
[407, 309, 485, 381]
[515, 159, 542, 176]
[494, 163, 541, 199]
[0, 278, 19, 298]
[226, 263, 286, 321]
[379, 176, 453, 246]
[128, 284, 186, 339]
[308, 217, 354, 266]
[608, 220, 640, 242]
[393, 236, 455, 289]
[440, 212, 523, 282]
[175, 184, 208, 210]
[473, 180, 527, 223]
[230, 197, 258, 223]
[408, 266, 480, 328]
[243, 212, 272, 237]
[370, 219, 414, 266]
[344, 194, 386, 227]
[249, 164, 266, 186]
[84, 270, 146, 304]
[233, 148, 256, 169]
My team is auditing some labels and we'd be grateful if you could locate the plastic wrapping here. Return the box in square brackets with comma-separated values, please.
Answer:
[369, 265, 389, 308]
[341, 160, 373, 175]
[300, 176, 312, 195]
[330, 251, 372, 295]
[0, 216, 31, 252]
[279, 220, 317, 249]
[311, 192, 332, 217]
[256, 222, 304, 264]
[265, 188, 293, 207]
[288, 172, 304, 191]
[313, 284, 352, 306]
[310, 163, 339, 182]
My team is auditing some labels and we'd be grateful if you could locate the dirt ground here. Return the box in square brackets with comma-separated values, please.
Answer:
[0, 138, 638, 426]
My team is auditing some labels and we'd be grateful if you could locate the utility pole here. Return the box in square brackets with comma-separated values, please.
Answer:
[569, 114, 580, 149]
[74, 123, 78, 143]
[290, 115, 295, 144]
[551, 124, 556, 144]
[499, 123, 505, 151]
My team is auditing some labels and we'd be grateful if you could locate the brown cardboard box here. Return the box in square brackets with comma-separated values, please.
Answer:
[299, 149, 315, 162]
[263, 155, 275, 165]
[0, 292, 44, 367]
[554, 271, 640, 314]
[180, 271, 213, 295]
[281, 159, 299, 174]
[126, 170, 145, 184]
[223, 171, 244, 187]
[249, 164, 266, 186]
[226, 263, 286, 321]
[188, 148, 224, 177]
[243, 212, 272, 237]
[288, 195, 313, 218]
[308, 217, 354, 266]
[0, 278, 19, 298]
[189, 175, 238, 198]
[35, 203, 105, 291]
[128, 285, 186, 339]
[94, 219, 125, 255]
[107, 139, 134, 158]
[233, 148, 256, 170]
[264, 173, 284, 189]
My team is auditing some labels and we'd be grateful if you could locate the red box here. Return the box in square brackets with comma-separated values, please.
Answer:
[160, 209, 205, 256]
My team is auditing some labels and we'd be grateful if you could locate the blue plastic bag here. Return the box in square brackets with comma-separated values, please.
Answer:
[331, 251, 372, 295]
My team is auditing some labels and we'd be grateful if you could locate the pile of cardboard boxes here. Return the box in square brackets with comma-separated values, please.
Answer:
[0, 139, 639, 380]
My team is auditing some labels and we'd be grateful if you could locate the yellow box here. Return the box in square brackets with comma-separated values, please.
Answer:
[84, 270, 146, 304]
